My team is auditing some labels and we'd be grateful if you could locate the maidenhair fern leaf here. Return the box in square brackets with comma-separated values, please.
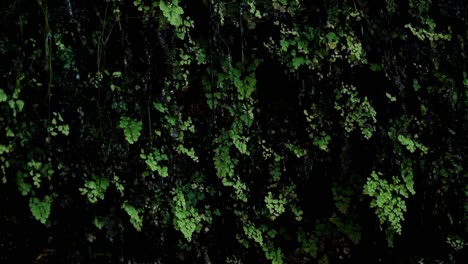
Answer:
[159, 0, 184, 27]
[119, 116, 143, 144]
[29, 196, 52, 224]
[79, 175, 109, 203]
[0, 88, 7, 102]
[122, 203, 143, 231]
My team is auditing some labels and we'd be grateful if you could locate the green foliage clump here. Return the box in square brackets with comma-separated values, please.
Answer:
[29, 196, 52, 224]
[304, 109, 331, 152]
[446, 236, 466, 252]
[49, 112, 70, 136]
[335, 85, 377, 139]
[363, 161, 416, 245]
[297, 229, 319, 259]
[172, 189, 202, 241]
[122, 203, 143, 231]
[140, 148, 169, 177]
[119, 116, 143, 144]
[0, 88, 7, 102]
[264, 191, 286, 221]
[397, 134, 428, 154]
[159, 0, 184, 27]
[79, 175, 110, 204]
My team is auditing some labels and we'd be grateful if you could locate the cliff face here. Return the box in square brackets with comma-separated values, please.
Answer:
[0, 0, 467, 263]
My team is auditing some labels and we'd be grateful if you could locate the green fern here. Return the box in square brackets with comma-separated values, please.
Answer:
[119, 116, 143, 144]
[122, 203, 143, 231]
[29, 196, 52, 224]
[363, 162, 415, 246]
[159, 0, 184, 27]
[140, 148, 169, 177]
[397, 134, 428, 154]
[49, 112, 70, 136]
[0, 88, 7, 102]
[172, 190, 202, 241]
[79, 175, 109, 203]
[335, 85, 377, 139]
[265, 191, 287, 221]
